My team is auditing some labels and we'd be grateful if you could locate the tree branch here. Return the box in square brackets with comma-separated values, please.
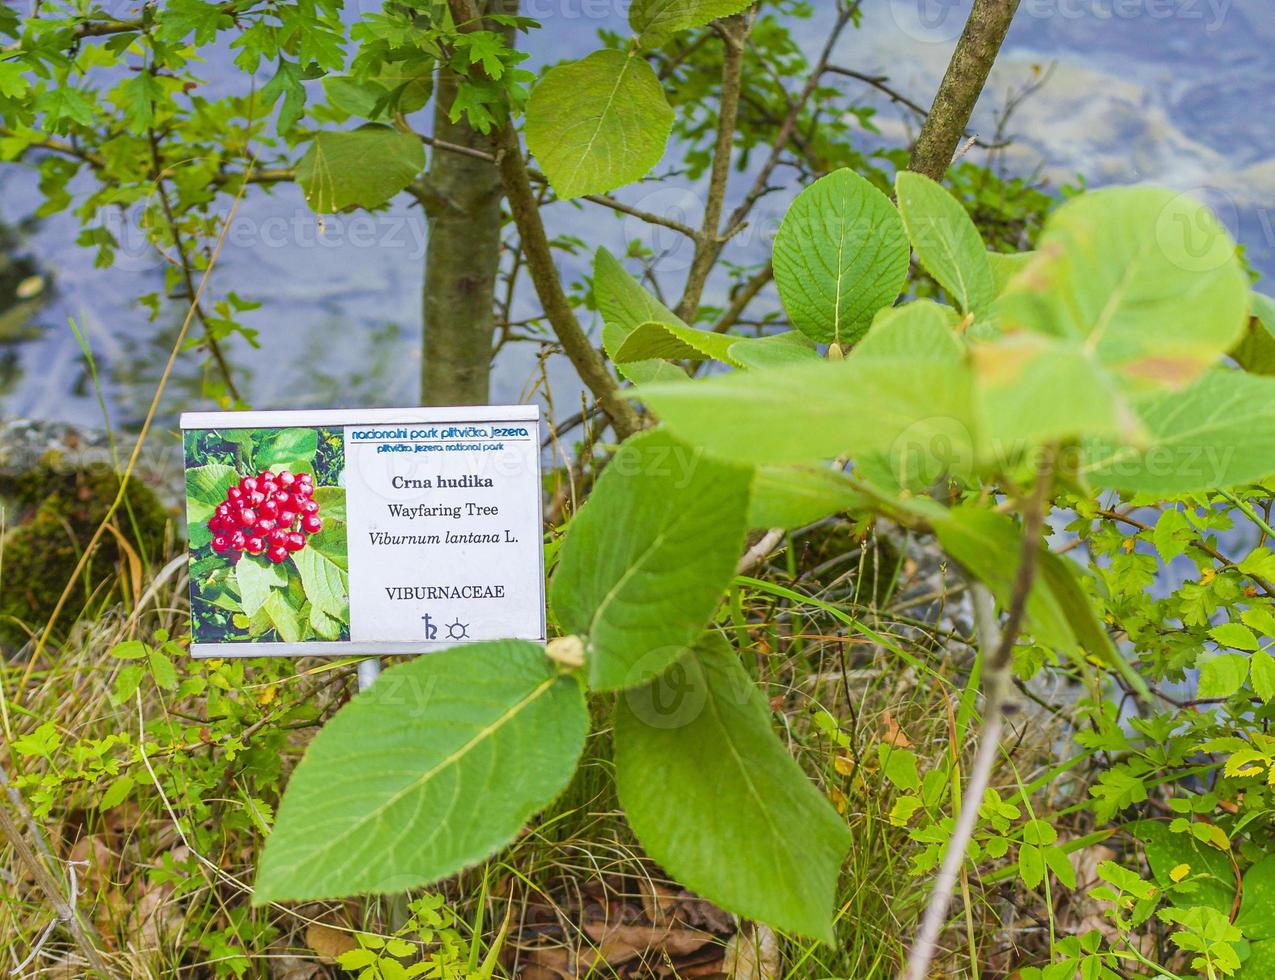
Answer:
[675, 12, 747, 323]
[902, 446, 1054, 980]
[906, 0, 1022, 181]
[445, 0, 641, 440]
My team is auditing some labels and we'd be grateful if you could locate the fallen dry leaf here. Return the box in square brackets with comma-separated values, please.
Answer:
[306, 922, 357, 963]
[724, 923, 778, 980]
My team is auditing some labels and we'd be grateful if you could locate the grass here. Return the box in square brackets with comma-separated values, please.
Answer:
[0, 498, 1092, 979]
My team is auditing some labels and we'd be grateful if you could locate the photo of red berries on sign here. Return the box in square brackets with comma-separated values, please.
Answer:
[184, 426, 349, 645]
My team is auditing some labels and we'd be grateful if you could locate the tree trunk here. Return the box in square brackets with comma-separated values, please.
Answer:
[420, 0, 517, 405]
[907, 0, 1021, 182]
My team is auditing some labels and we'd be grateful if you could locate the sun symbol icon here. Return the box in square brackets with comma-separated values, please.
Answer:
[445, 619, 469, 641]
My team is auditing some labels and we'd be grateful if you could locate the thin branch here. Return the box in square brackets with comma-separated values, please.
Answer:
[902, 446, 1054, 980]
[0, 781, 114, 977]
[823, 65, 930, 117]
[445, 0, 640, 440]
[710, 262, 772, 334]
[907, 0, 1022, 181]
[675, 12, 747, 323]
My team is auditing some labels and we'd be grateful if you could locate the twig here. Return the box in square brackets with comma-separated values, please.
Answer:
[824, 66, 930, 117]
[710, 262, 773, 334]
[906, 0, 1022, 181]
[737, 528, 786, 575]
[445, 0, 641, 440]
[675, 13, 748, 323]
[901, 446, 1054, 980]
[0, 793, 113, 977]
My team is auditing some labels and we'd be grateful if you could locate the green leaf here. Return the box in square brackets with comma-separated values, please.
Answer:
[259, 591, 303, 643]
[593, 247, 690, 384]
[1153, 508, 1193, 563]
[1083, 370, 1275, 493]
[1252, 650, 1275, 704]
[727, 331, 820, 370]
[234, 554, 288, 618]
[630, 0, 753, 48]
[1019, 843, 1046, 889]
[614, 633, 850, 942]
[748, 465, 865, 529]
[988, 251, 1034, 295]
[550, 429, 750, 690]
[185, 463, 240, 523]
[293, 528, 349, 621]
[772, 169, 910, 345]
[323, 75, 390, 119]
[1197, 653, 1249, 700]
[894, 171, 994, 314]
[254, 641, 587, 902]
[525, 50, 673, 201]
[1210, 623, 1259, 651]
[156, 0, 234, 44]
[1043, 845, 1076, 889]
[1232, 291, 1275, 376]
[996, 186, 1248, 388]
[613, 320, 741, 366]
[639, 355, 974, 467]
[296, 126, 426, 214]
[257, 428, 321, 468]
[312, 486, 346, 524]
[148, 648, 178, 690]
[1238, 855, 1275, 941]
[1133, 820, 1233, 915]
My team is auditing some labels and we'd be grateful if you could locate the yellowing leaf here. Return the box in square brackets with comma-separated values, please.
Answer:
[1170, 863, 1191, 883]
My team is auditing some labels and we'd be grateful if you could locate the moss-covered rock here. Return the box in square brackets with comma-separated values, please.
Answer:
[1, 459, 174, 651]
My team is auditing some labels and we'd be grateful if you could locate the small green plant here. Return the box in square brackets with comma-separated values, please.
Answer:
[338, 894, 503, 980]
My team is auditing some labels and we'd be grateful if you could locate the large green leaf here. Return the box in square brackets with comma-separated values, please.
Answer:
[594, 247, 690, 385]
[292, 526, 349, 622]
[995, 186, 1248, 388]
[296, 126, 426, 213]
[728, 331, 819, 369]
[613, 320, 741, 366]
[525, 50, 673, 200]
[233, 554, 287, 618]
[550, 429, 750, 690]
[1083, 369, 1275, 493]
[748, 464, 865, 529]
[257, 428, 320, 468]
[614, 633, 850, 942]
[987, 251, 1034, 296]
[1232, 291, 1275, 376]
[630, 0, 754, 48]
[185, 463, 240, 523]
[772, 169, 909, 345]
[640, 354, 975, 468]
[894, 171, 994, 314]
[254, 641, 587, 902]
[1238, 854, 1275, 941]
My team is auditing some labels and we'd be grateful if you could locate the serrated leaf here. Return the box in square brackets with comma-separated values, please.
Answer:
[1019, 843, 1046, 889]
[185, 463, 240, 523]
[148, 648, 178, 690]
[988, 251, 1034, 295]
[293, 530, 349, 621]
[258, 428, 320, 467]
[1210, 622, 1259, 651]
[254, 641, 587, 902]
[297, 126, 426, 213]
[312, 486, 346, 523]
[1153, 508, 1192, 563]
[772, 169, 909, 345]
[550, 429, 750, 690]
[613, 320, 741, 366]
[260, 590, 303, 643]
[594, 247, 691, 385]
[614, 633, 850, 942]
[996, 186, 1247, 388]
[630, 0, 753, 48]
[525, 50, 673, 200]
[727, 331, 819, 369]
[1251, 650, 1275, 704]
[1083, 369, 1275, 493]
[895, 171, 994, 314]
[1198, 652, 1249, 700]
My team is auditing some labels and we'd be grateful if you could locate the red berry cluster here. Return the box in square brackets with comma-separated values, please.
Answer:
[208, 469, 323, 564]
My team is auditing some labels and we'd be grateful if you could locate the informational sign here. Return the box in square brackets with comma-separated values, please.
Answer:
[180, 406, 545, 657]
